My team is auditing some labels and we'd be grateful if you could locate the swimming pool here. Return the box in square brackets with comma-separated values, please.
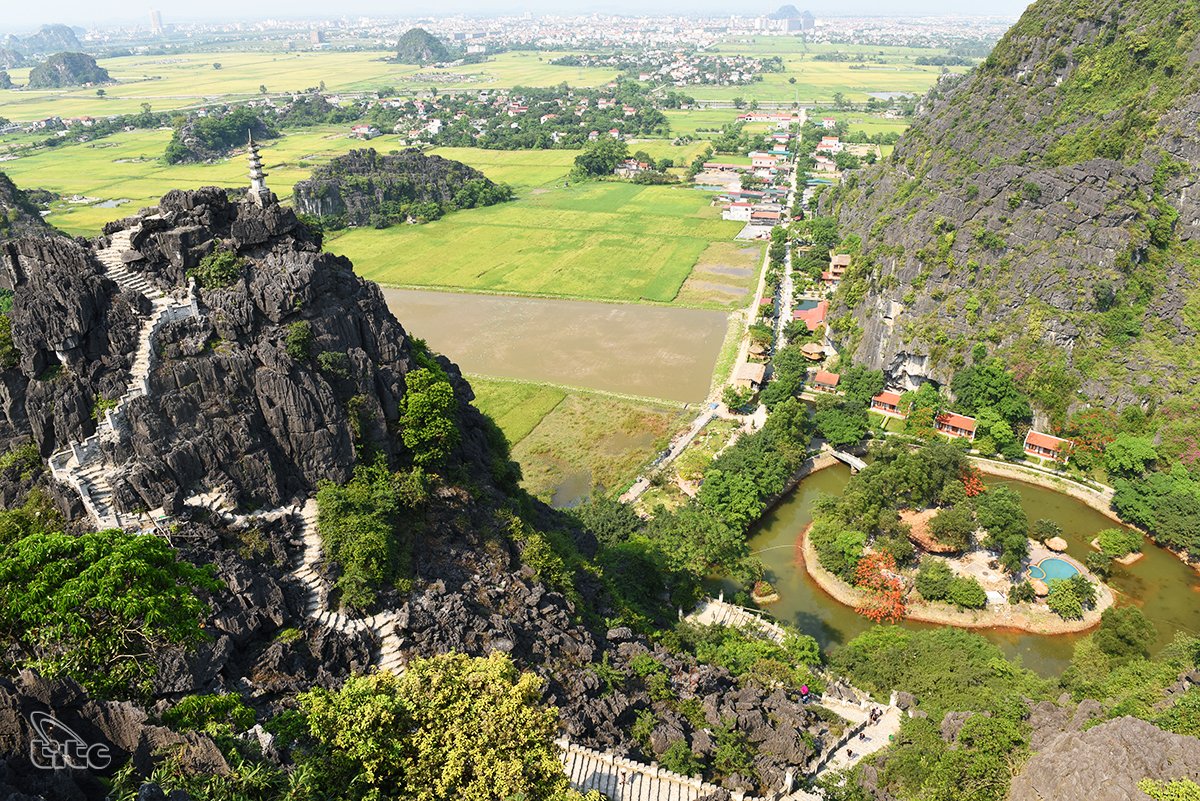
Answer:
[1028, 557, 1080, 582]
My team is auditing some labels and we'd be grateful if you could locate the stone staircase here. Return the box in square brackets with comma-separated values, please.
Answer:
[48, 227, 199, 531]
[685, 595, 790, 645]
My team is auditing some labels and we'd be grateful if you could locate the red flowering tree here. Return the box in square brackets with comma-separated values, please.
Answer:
[854, 551, 907, 624]
[961, 467, 986, 497]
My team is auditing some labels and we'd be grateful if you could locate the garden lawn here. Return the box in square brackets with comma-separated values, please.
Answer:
[327, 180, 743, 304]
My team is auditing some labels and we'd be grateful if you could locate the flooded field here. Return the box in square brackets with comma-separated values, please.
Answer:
[382, 288, 729, 403]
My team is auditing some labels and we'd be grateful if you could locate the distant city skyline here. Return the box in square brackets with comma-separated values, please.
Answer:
[3, 0, 1028, 33]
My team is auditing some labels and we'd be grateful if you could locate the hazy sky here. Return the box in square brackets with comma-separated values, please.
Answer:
[4, 0, 1030, 32]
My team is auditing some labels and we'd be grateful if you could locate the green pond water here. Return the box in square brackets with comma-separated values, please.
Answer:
[733, 465, 1200, 677]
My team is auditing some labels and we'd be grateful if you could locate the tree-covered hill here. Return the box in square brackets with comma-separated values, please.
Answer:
[26, 51, 110, 88]
[292, 148, 513, 228]
[825, 0, 1200, 428]
[394, 27, 453, 65]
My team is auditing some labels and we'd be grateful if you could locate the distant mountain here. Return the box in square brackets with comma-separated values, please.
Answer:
[0, 72, 11, 90]
[26, 52, 110, 88]
[394, 27, 454, 65]
[0, 50, 24, 70]
[2, 25, 81, 58]
[770, 4, 804, 18]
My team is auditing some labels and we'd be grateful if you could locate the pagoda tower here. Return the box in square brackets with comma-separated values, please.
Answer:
[246, 132, 273, 206]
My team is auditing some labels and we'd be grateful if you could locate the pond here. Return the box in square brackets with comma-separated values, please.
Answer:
[381, 288, 729, 403]
[735, 466, 1200, 676]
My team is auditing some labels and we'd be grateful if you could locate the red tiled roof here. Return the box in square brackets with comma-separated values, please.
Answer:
[873, 391, 902, 406]
[815, 370, 840, 386]
[1025, 430, 1071, 451]
[937, 412, 977, 433]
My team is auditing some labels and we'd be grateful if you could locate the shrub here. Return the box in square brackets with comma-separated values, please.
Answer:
[317, 350, 351, 378]
[163, 692, 255, 735]
[1008, 580, 1036, 604]
[1031, 518, 1062, 543]
[189, 249, 244, 289]
[1046, 581, 1084, 619]
[1096, 527, 1142, 558]
[946, 576, 988, 609]
[285, 321, 313, 361]
[0, 316, 18, 369]
[659, 740, 704, 777]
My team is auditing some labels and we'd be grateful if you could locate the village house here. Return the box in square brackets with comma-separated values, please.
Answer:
[615, 159, 652, 178]
[871, 391, 907, 418]
[1024, 430, 1073, 462]
[703, 161, 750, 173]
[734, 362, 767, 392]
[749, 208, 783, 226]
[817, 136, 843, 154]
[351, 124, 381, 140]
[936, 412, 978, 441]
[821, 117, 837, 129]
[722, 202, 755, 222]
[813, 370, 841, 393]
[750, 151, 780, 169]
[814, 154, 837, 173]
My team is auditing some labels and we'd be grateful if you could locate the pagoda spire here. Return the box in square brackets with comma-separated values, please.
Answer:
[246, 131, 272, 206]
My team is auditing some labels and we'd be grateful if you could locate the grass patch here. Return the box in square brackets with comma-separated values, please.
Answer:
[468, 376, 566, 446]
[511, 391, 684, 503]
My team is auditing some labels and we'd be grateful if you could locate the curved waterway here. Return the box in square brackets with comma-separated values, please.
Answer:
[732, 466, 1200, 676]
[381, 288, 728, 403]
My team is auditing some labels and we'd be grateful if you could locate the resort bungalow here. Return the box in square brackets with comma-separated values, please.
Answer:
[800, 342, 826, 361]
[1024, 430, 1073, 462]
[793, 300, 829, 332]
[871, 391, 907, 418]
[734, 362, 767, 392]
[936, 412, 978, 441]
[830, 253, 852, 274]
[813, 370, 841, 393]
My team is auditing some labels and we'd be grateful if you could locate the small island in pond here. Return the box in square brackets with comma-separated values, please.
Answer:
[801, 442, 1116, 634]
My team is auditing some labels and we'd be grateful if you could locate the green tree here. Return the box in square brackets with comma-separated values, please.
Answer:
[298, 653, 569, 801]
[975, 486, 1029, 572]
[572, 136, 629, 177]
[1138, 779, 1200, 801]
[401, 368, 460, 467]
[1104, 434, 1158, 477]
[0, 528, 219, 697]
[189, 249, 245, 289]
[1094, 606, 1156, 660]
[928, 504, 976, 551]
[949, 358, 1032, 424]
[915, 558, 953, 601]
[1046, 580, 1084, 619]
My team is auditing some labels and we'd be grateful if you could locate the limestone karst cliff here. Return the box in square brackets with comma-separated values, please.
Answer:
[825, 0, 1200, 422]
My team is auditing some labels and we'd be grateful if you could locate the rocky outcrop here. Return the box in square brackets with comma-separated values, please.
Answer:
[0, 171, 51, 242]
[1011, 716, 1200, 801]
[26, 52, 110, 88]
[2, 25, 82, 58]
[826, 0, 1200, 413]
[292, 148, 511, 227]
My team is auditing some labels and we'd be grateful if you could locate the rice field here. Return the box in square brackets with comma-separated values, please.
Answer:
[327, 178, 743, 304]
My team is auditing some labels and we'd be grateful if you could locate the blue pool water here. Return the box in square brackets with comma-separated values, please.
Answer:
[1028, 557, 1080, 582]
[794, 299, 819, 312]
